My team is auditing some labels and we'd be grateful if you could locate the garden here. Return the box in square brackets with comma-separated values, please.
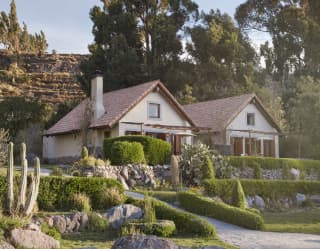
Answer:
[0, 135, 320, 249]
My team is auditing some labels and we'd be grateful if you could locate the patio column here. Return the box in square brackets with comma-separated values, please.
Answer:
[260, 139, 264, 157]
[242, 137, 246, 156]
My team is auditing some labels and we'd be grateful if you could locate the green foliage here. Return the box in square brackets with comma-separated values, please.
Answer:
[72, 193, 91, 212]
[148, 191, 177, 204]
[104, 135, 171, 165]
[144, 193, 156, 224]
[202, 179, 320, 202]
[252, 162, 263, 179]
[229, 156, 320, 172]
[110, 141, 145, 165]
[152, 198, 216, 237]
[35, 177, 123, 211]
[50, 167, 64, 177]
[202, 155, 215, 180]
[41, 222, 61, 241]
[231, 180, 246, 209]
[94, 186, 126, 210]
[0, 96, 48, 139]
[178, 191, 264, 230]
[81, 146, 89, 159]
[87, 212, 108, 232]
[121, 220, 176, 237]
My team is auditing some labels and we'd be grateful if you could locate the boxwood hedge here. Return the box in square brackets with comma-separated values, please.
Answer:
[104, 135, 171, 165]
[202, 178, 320, 201]
[177, 191, 264, 230]
[229, 156, 320, 172]
[0, 176, 124, 211]
[110, 141, 145, 165]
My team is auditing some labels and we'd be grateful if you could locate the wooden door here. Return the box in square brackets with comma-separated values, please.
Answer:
[232, 137, 243, 156]
[174, 135, 181, 155]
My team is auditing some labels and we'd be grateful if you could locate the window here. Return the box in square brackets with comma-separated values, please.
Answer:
[247, 113, 255, 126]
[104, 131, 111, 138]
[148, 103, 160, 119]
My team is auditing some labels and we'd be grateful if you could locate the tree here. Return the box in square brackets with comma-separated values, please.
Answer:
[231, 180, 246, 209]
[80, 0, 198, 95]
[185, 10, 257, 100]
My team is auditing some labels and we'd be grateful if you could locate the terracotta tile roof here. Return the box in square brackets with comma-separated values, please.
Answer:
[45, 80, 195, 136]
[184, 93, 261, 132]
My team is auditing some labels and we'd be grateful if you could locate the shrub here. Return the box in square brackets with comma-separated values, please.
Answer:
[104, 135, 171, 165]
[282, 163, 291, 179]
[231, 180, 246, 209]
[110, 141, 145, 165]
[202, 178, 320, 203]
[87, 212, 108, 232]
[202, 155, 215, 180]
[177, 191, 264, 230]
[153, 198, 216, 236]
[144, 193, 156, 223]
[78, 156, 96, 167]
[50, 167, 64, 176]
[41, 222, 61, 240]
[72, 193, 91, 212]
[81, 146, 88, 159]
[95, 158, 105, 167]
[121, 220, 176, 237]
[252, 162, 263, 179]
[95, 186, 126, 210]
[148, 191, 177, 204]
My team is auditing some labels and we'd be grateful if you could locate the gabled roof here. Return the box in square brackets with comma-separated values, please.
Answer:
[45, 80, 196, 136]
[184, 93, 281, 133]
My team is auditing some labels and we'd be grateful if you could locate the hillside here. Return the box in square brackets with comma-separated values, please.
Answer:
[0, 51, 87, 105]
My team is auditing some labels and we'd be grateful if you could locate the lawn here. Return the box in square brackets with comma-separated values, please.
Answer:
[263, 208, 320, 234]
[61, 231, 239, 249]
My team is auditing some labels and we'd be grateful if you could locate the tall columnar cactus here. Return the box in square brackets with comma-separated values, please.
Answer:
[6, 142, 41, 217]
[170, 155, 179, 189]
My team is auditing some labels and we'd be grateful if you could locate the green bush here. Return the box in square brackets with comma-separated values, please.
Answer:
[41, 222, 61, 241]
[153, 198, 216, 237]
[202, 155, 215, 180]
[87, 212, 108, 232]
[229, 156, 320, 172]
[81, 146, 89, 159]
[110, 141, 145, 165]
[71, 193, 91, 212]
[177, 191, 264, 230]
[104, 135, 171, 165]
[231, 180, 246, 209]
[121, 220, 176, 237]
[35, 177, 124, 211]
[252, 162, 263, 179]
[202, 178, 320, 202]
[89, 185, 125, 210]
[148, 191, 177, 203]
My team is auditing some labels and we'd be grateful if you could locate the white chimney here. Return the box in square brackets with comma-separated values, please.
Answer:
[91, 72, 105, 120]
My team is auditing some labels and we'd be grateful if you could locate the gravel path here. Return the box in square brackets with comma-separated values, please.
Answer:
[125, 191, 320, 249]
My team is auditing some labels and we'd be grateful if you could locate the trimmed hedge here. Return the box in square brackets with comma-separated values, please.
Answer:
[110, 141, 145, 165]
[202, 178, 320, 201]
[153, 198, 216, 237]
[148, 191, 177, 204]
[229, 156, 320, 172]
[177, 191, 264, 230]
[104, 135, 171, 165]
[122, 220, 176, 237]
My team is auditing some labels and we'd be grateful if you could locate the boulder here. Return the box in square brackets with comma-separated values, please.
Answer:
[80, 213, 89, 231]
[254, 195, 265, 210]
[308, 195, 320, 203]
[111, 235, 189, 249]
[118, 175, 129, 190]
[290, 168, 300, 179]
[296, 193, 306, 205]
[24, 223, 40, 231]
[246, 196, 254, 207]
[120, 167, 129, 181]
[53, 216, 67, 233]
[0, 241, 15, 249]
[105, 204, 143, 229]
[11, 228, 60, 249]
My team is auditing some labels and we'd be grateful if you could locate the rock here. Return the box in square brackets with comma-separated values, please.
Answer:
[246, 196, 254, 207]
[121, 167, 129, 181]
[308, 195, 320, 203]
[150, 179, 157, 189]
[45, 216, 54, 227]
[0, 241, 15, 249]
[80, 213, 89, 231]
[53, 216, 67, 233]
[127, 179, 136, 188]
[254, 195, 265, 210]
[118, 175, 129, 190]
[112, 235, 188, 249]
[11, 228, 60, 249]
[290, 168, 300, 179]
[76, 248, 98, 249]
[24, 223, 40, 231]
[201, 247, 226, 249]
[296, 193, 306, 205]
[106, 204, 143, 229]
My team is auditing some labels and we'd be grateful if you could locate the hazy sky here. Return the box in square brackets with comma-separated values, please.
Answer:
[2, 0, 259, 54]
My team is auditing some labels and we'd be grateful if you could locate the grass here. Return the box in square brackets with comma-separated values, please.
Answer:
[263, 208, 320, 234]
[61, 231, 239, 249]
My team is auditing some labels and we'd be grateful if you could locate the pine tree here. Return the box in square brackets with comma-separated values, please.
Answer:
[231, 180, 246, 209]
[8, 0, 20, 53]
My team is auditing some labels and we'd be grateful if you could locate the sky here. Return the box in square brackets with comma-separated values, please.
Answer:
[1, 0, 266, 54]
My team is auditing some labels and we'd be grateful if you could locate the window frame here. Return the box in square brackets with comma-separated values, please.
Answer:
[148, 102, 161, 119]
[247, 113, 255, 126]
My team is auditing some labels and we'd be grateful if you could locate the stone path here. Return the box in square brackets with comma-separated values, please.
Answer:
[125, 191, 320, 249]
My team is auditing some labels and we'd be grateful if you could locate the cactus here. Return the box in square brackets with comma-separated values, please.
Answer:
[170, 155, 179, 189]
[6, 142, 41, 217]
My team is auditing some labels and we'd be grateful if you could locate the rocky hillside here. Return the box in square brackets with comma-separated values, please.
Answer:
[0, 51, 88, 105]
